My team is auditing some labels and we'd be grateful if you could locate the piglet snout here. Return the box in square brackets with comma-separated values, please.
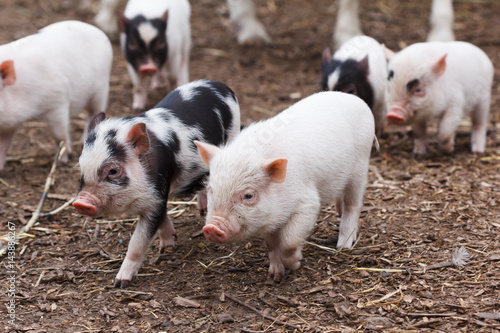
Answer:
[73, 195, 98, 217]
[387, 106, 409, 125]
[203, 224, 227, 243]
[139, 62, 157, 76]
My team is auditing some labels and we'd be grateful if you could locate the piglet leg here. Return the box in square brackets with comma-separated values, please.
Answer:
[266, 196, 319, 282]
[470, 99, 490, 154]
[114, 208, 164, 288]
[437, 106, 463, 154]
[196, 190, 208, 216]
[337, 180, 365, 249]
[412, 121, 428, 157]
[0, 131, 15, 171]
[157, 213, 176, 251]
[126, 64, 148, 112]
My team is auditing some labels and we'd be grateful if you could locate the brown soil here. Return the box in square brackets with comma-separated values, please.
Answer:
[0, 0, 499, 332]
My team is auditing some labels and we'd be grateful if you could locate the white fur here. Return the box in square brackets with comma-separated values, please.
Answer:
[386, 41, 493, 155]
[204, 92, 374, 280]
[326, 35, 387, 135]
[121, 0, 191, 111]
[137, 22, 158, 46]
[0, 20, 112, 171]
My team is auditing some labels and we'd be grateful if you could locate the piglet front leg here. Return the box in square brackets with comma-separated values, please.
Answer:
[114, 215, 158, 288]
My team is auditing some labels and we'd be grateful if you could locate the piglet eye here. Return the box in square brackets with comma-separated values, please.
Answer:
[127, 40, 138, 51]
[107, 167, 122, 180]
[244, 193, 254, 200]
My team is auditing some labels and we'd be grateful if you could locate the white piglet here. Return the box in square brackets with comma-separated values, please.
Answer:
[385, 41, 493, 156]
[0, 20, 112, 171]
[118, 0, 191, 111]
[196, 92, 375, 282]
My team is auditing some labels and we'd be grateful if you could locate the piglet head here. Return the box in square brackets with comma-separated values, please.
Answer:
[195, 140, 288, 243]
[118, 10, 169, 77]
[386, 52, 447, 125]
[0, 60, 16, 87]
[74, 119, 155, 218]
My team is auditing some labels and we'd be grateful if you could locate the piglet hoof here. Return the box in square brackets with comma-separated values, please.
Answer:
[411, 152, 426, 161]
[268, 262, 285, 282]
[159, 244, 175, 253]
[132, 106, 145, 114]
[114, 278, 131, 288]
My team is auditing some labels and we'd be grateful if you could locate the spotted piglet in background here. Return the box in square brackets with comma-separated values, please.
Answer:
[196, 92, 375, 281]
[0, 20, 112, 172]
[118, 0, 191, 111]
[321, 35, 388, 136]
[385, 41, 493, 156]
[73, 80, 240, 287]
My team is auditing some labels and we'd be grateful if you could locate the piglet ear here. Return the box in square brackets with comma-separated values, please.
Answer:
[382, 44, 395, 62]
[359, 55, 370, 75]
[117, 11, 129, 33]
[126, 123, 150, 155]
[88, 112, 106, 133]
[431, 54, 447, 78]
[0, 60, 16, 86]
[321, 47, 332, 66]
[160, 10, 169, 22]
[194, 141, 220, 167]
[262, 158, 288, 183]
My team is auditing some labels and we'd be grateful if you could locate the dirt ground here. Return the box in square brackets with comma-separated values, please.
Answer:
[0, 0, 499, 332]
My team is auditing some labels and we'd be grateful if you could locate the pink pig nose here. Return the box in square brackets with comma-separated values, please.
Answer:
[203, 224, 227, 243]
[139, 63, 157, 76]
[73, 197, 97, 217]
[387, 107, 408, 125]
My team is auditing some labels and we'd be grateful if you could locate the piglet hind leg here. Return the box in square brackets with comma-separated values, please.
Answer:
[114, 216, 159, 288]
[0, 130, 15, 171]
[46, 104, 72, 163]
[411, 121, 428, 158]
[337, 181, 365, 249]
[157, 213, 176, 252]
[196, 190, 208, 216]
[437, 106, 463, 154]
[470, 99, 490, 154]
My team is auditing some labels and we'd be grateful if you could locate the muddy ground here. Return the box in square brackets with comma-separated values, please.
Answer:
[0, 0, 499, 332]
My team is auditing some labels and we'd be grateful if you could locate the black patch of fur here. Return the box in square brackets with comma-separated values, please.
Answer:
[406, 79, 420, 92]
[154, 80, 236, 144]
[321, 58, 342, 91]
[332, 59, 374, 109]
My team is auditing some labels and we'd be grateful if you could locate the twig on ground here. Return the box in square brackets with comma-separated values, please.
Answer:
[40, 197, 75, 217]
[223, 292, 300, 330]
[22, 142, 66, 234]
[357, 286, 403, 308]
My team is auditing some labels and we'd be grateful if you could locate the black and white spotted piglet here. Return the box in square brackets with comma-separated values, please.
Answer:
[73, 80, 240, 287]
